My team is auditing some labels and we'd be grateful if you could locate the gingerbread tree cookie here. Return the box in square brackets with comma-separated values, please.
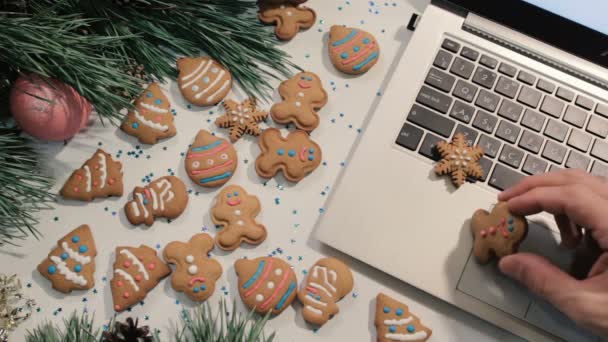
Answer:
[258, 3, 316, 41]
[434, 133, 484, 187]
[215, 99, 267, 142]
[124, 176, 189, 227]
[37, 225, 97, 293]
[375, 293, 432, 342]
[60, 149, 123, 201]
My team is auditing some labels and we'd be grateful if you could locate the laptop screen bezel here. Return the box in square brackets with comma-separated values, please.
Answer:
[437, 0, 608, 68]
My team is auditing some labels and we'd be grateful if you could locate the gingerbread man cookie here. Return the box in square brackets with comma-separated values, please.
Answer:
[258, 3, 316, 41]
[120, 83, 176, 144]
[375, 293, 432, 342]
[37, 225, 97, 293]
[329, 26, 380, 75]
[256, 128, 322, 182]
[211, 185, 267, 251]
[297, 257, 354, 326]
[235, 256, 298, 315]
[60, 149, 123, 201]
[124, 176, 188, 227]
[163, 233, 222, 302]
[434, 133, 484, 188]
[215, 98, 268, 142]
[471, 202, 528, 264]
[270, 72, 328, 132]
[177, 57, 232, 107]
[110, 245, 171, 312]
[185, 130, 238, 187]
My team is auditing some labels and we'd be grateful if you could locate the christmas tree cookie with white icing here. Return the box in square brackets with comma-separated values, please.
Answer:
[60, 149, 123, 201]
[375, 293, 432, 342]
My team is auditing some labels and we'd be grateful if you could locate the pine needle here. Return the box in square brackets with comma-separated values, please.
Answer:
[25, 312, 100, 342]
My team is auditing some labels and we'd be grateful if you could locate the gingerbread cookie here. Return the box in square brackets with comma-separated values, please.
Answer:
[256, 128, 321, 182]
[211, 185, 267, 251]
[329, 26, 380, 75]
[434, 133, 484, 188]
[120, 83, 176, 145]
[258, 3, 316, 41]
[60, 149, 123, 201]
[216, 98, 268, 142]
[177, 57, 232, 107]
[235, 256, 297, 315]
[471, 202, 528, 264]
[124, 176, 188, 227]
[375, 293, 432, 342]
[185, 130, 238, 187]
[110, 245, 171, 312]
[37, 225, 97, 293]
[163, 233, 222, 302]
[270, 72, 327, 132]
[297, 257, 354, 326]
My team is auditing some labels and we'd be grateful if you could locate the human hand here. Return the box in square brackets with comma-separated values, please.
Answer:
[497, 169, 608, 337]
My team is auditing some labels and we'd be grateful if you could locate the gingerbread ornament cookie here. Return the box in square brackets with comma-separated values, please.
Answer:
[185, 130, 238, 187]
[120, 83, 176, 144]
[163, 233, 222, 302]
[177, 57, 232, 107]
[37, 225, 97, 293]
[297, 257, 354, 326]
[110, 245, 171, 312]
[270, 72, 328, 132]
[329, 26, 380, 75]
[434, 133, 484, 188]
[211, 185, 267, 251]
[60, 149, 123, 201]
[124, 176, 188, 227]
[255, 128, 322, 182]
[258, 3, 316, 41]
[235, 256, 298, 315]
[471, 202, 528, 264]
[375, 293, 432, 342]
[216, 98, 268, 142]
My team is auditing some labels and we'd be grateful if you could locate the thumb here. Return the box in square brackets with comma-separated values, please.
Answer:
[499, 253, 578, 312]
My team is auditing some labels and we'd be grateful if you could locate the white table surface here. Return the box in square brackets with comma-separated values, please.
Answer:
[4, 0, 527, 340]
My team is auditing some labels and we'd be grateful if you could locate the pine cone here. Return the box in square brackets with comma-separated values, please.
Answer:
[125, 64, 149, 83]
[102, 317, 153, 342]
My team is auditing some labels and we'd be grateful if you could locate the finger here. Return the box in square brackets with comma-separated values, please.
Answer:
[588, 252, 608, 278]
[555, 214, 582, 249]
[499, 253, 578, 313]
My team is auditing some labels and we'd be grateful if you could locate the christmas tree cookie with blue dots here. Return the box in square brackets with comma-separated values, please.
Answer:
[329, 26, 380, 75]
[37, 225, 97, 293]
[375, 293, 432, 342]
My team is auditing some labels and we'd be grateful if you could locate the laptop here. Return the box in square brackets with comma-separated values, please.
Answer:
[315, 1, 608, 341]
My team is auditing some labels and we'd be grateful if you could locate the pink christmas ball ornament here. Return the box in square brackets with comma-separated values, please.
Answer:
[9, 74, 92, 141]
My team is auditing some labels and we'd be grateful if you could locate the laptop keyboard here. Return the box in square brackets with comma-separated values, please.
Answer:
[396, 37, 608, 191]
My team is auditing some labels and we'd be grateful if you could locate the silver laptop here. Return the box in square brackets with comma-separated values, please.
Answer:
[315, 1, 608, 341]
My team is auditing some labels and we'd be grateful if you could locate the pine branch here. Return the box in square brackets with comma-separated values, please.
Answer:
[25, 312, 100, 342]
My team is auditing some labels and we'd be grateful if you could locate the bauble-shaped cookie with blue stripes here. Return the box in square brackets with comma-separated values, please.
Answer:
[185, 130, 238, 188]
[329, 25, 380, 75]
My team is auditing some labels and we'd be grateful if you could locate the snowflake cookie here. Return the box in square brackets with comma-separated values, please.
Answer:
[434, 133, 484, 187]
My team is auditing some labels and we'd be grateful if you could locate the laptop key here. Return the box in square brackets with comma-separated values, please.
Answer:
[453, 80, 478, 102]
[416, 86, 452, 114]
[496, 120, 521, 144]
[418, 133, 443, 161]
[542, 140, 567, 164]
[442, 38, 460, 53]
[517, 71, 536, 85]
[473, 110, 498, 133]
[556, 87, 575, 102]
[498, 100, 524, 122]
[395, 123, 424, 151]
[563, 105, 588, 128]
[498, 62, 517, 77]
[565, 151, 591, 170]
[450, 57, 475, 79]
[518, 86, 542, 108]
[591, 139, 608, 163]
[591, 161, 608, 178]
[433, 50, 453, 70]
[472, 67, 497, 89]
[407, 104, 455, 137]
[540, 96, 564, 118]
[596, 103, 608, 118]
[461, 46, 479, 61]
[522, 155, 548, 175]
[544, 119, 569, 142]
[495, 76, 519, 99]
[480, 55, 498, 69]
[489, 164, 525, 191]
[454, 124, 478, 146]
[478, 134, 502, 159]
[449, 100, 475, 123]
[567, 129, 592, 152]
[499, 144, 525, 169]
[475, 89, 500, 112]
[576, 95, 594, 110]
[425, 68, 456, 93]
[518, 130, 544, 154]
[586, 115, 608, 138]
[537, 79, 556, 94]
[521, 109, 546, 132]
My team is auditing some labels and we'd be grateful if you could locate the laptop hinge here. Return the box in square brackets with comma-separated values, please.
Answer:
[463, 13, 608, 92]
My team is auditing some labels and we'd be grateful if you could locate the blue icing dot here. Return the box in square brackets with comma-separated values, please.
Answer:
[71, 236, 80, 243]
[61, 253, 68, 260]
[309, 148, 315, 153]
[203, 76, 210, 84]
[155, 99, 162, 105]
[407, 325, 416, 333]
[508, 225, 515, 232]
[307, 77, 313, 81]
[308, 155, 314, 161]
[47, 265, 56, 274]
[396, 308, 403, 316]
[74, 264, 82, 273]
[227, 193, 232, 198]
[341, 52, 348, 59]
[278, 149, 285, 156]
[143, 199, 149, 205]
[146, 92, 153, 98]
[508, 217, 514, 224]
[132, 122, 139, 129]
[389, 325, 396, 333]
[353, 46, 360, 52]
[233, 192, 239, 196]
[193, 287, 200, 293]
[200, 285, 207, 291]
[383, 306, 390, 314]
[79, 245, 88, 253]
[288, 150, 296, 157]
[301, 76, 306, 80]
[316, 295, 321, 300]
[363, 38, 370, 44]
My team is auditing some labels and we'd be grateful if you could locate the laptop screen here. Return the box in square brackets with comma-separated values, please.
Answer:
[523, 0, 608, 36]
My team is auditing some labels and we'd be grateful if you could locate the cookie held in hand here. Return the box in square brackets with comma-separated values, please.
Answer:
[329, 26, 380, 75]
[375, 293, 432, 342]
[60, 149, 123, 201]
[471, 202, 528, 264]
[177, 57, 232, 107]
[434, 133, 484, 188]
[124, 176, 188, 227]
[258, 3, 316, 41]
[185, 130, 238, 187]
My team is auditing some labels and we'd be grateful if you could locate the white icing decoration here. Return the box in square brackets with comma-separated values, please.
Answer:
[211, 67, 219, 74]
[267, 281, 275, 289]
[134, 110, 169, 132]
[236, 220, 244, 226]
[181, 59, 212, 89]
[329, 270, 337, 283]
[295, 101, 302, 107]
[185, 255, 194, 263]
[287, 11, 293, 16]
[140, 102, 169, 114]
[384, 332, 428, 341]
[383, 317, 413, 326]
[83, 165, 92, 193]
[50, 256, 87, 286]
[119, 249, 149, 280]
[304, 305, 323, 316]
[297, 92, 304, 97]
[192, 161, 200, 168]
[206, 80, 231, 103]
[194, 70, 226, 100]
[181, 59, 206, 81]
[255, 294, 264, 302]
[304, 294, 327, 307]
[274, 269, 283, 276]
[234, 210, 241, 216]
[130, 202, 140, 217]
[312, 266, 338, 293]
[156, 179, 174, 210]
[114, 268, 140, 292]
[188, 265, 198, 275]
[192, 85, 200, 92]
[61, 241, 91, 265]
[150, 188, 159, 211]
[203, 76, 210, 84]
[309, 282, 333, 298]
[135, 193, 149, 218]
[220, 153, 228, 160]
[98, 153, 107, 189]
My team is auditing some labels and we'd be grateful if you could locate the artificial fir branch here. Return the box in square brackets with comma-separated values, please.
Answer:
[25, 312, 100, 342]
